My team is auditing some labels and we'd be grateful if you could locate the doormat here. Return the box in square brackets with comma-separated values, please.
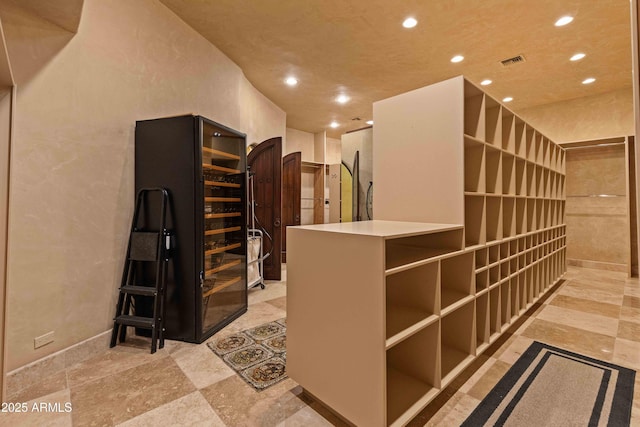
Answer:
[207, 318, 287, 391]
[462, 341, 635, 426]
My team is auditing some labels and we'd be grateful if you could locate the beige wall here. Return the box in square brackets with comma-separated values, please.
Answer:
[3, 0, 285, 370]
[285, 128, 315, 161]
[565, 145, 629, 266]
[517, 87, 634, 142]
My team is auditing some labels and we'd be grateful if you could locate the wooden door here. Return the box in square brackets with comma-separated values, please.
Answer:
[282, 152, 301, 262]
[248, 137, 282, 280]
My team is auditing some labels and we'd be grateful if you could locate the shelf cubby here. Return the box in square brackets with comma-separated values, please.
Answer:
[501, 110, 515, 153]
[475, 247, 488, 270]
[385, 229, 464, 270]
[485, 97, 502, 146]
[535, 166, 544, 198]
[386, 262, 438, 343]
[464, 137, 486, 193]
[510, 256, 517, 275]
[476, 269, 489, 293]
[464, 81, 486, 140]
[514, 118, 526, 157]
[515, 198, 526, 235]
[525, 126, 536, 161]
[485, 146, 502, 194]
[509, 239, 518, 255]
[441, 302, 475, 383]
[500, 281, 510, 327]
[500, 260, 510, 280]
[503, 197, 515, 238]
[441, 253, 474, 312]
[544, 169, 551, 198]
[489, 244, 500, 265]
[535, 133, 543, 164]
[549, 143, 558, 171]
[486, 196, 502, 242]
[489, 264, 500, 287]
[544, 200, 551, 229]
[542, 137, 550, 168]
[526, 198, 536, 232]
[526, 162, 535, 197]
[475, 293, 490, 350]
[510, 278, 519, 320]
[387, 323, 439, 426]
[489, 287, 501, 339]
[465, 195, 486, 247]
[536, 200, 544, 230]
[515, 159, 526, 196]
[502, 153, 515, 195]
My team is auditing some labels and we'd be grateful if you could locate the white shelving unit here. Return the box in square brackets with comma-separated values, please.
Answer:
[287, 76, 567, 426]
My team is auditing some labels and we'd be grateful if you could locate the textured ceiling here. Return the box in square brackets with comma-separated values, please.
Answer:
[160, 0, 632, 138]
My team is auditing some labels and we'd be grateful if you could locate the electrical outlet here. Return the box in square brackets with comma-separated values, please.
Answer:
[34, 331, 54, 349]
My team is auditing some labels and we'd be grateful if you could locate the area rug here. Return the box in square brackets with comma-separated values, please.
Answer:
[207, 318, 287, 391]
[462, 341, 635, 426]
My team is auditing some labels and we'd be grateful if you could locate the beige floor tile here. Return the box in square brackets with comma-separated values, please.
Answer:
[6, 351, 66, 398]
[66, 344, 169, 389]
[496, 335, 536, 365]
[624, 284, 640, 298]
[0, 389, 72, 427]
[536, 304, 619, 337]
[465, 360, 512, 401]
[171, 342, 235, 389]
[458, 357, 498, 394]
[559, 282, 624, 306]
[521, 319, 616, 361]
[116, 392, 225, 427]
[266, 296, 287, 311]
[248, 282, 287, 305]
[617, 320, 640, 343]
[623, 295, 640, 309]
[620, 305, 640, 324]
[547, 294, 621, 318]
[424, 392, 481, 427]
[275, 405, 335, 427]
[6, 370, 67, 403]
[70, 356, 195, 426]
[612, 338, 640, 370]
[200, 376, 307, 426]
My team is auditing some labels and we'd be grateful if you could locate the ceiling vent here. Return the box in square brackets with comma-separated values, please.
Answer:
[500, 55, 526, 67]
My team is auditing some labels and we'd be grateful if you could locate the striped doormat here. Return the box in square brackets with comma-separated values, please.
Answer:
[462, 341, 635, 426]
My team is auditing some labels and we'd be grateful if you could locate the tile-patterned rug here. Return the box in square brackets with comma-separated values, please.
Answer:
[208, 318, 287, 391]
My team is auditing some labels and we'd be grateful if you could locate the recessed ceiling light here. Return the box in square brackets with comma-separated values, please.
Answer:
[366, 120, 374, 125]
[330, 121, 339, 128]
[555, 16, 573, 27]
[503, 97, 513, 103]
[402, 17, 417, 28]
[336, 94, 350, 104]
[451, 55, 464, 63]
[284, 76, 298, 86]
[582, 77, 596, 84]
[480, 79, 492, 86]
[570, 53, 586, 61]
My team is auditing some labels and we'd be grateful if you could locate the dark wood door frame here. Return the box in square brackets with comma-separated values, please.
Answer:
[282, 152, 302, 263]
[248, 137, 282, 280]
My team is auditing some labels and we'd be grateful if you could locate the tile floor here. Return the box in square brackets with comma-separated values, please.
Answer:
[1, 265, 639, 426]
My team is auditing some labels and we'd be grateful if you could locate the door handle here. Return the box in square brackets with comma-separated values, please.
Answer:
[274, 219, 281, 227]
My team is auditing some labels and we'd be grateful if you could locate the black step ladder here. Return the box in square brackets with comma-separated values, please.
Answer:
[110, 188, 170, 354]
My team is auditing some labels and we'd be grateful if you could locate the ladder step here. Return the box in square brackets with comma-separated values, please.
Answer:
[120, 285, 157, 296]
[114, 315, 155, 329]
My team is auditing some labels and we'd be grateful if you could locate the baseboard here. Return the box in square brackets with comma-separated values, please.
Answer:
[5, 330, 111, 399]
[567, 258, 627, 273]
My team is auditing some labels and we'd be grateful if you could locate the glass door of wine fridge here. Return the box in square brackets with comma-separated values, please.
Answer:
[200, 119, 247, 338]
